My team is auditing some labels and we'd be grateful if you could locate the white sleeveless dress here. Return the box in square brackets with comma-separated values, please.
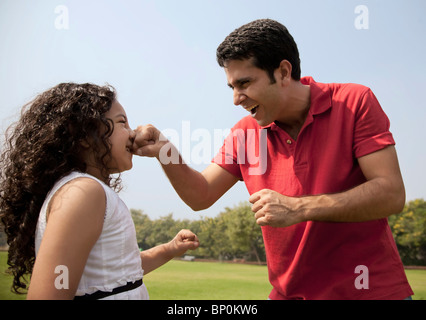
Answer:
[35, 171, 149, 300]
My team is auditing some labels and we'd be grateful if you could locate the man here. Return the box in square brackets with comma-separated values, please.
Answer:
[134, 19, 413, 300]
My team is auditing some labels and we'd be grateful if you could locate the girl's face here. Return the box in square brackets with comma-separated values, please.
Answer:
[103, 100, 135, 174]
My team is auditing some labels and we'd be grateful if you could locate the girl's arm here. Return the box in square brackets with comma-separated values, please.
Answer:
[27, 178, 106, 300]
[140, 229, 199, 275]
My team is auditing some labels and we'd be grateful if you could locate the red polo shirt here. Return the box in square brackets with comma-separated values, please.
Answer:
[213, 77, 413, 299]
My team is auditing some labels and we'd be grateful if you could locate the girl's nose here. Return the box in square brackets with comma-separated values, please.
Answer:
[129, 129, 136, 141]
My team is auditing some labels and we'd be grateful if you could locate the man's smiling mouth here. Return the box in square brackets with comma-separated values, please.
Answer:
[246, 104, 259, 114]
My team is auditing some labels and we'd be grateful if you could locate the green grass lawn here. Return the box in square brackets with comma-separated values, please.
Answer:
[0, 252, 26, 300]
[144, 260, 272, 300]
[405, 269, 426, 300]
[1, 251, 425, 300]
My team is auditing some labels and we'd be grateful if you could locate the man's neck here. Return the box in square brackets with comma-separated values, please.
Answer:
[275, 81, 311, 140]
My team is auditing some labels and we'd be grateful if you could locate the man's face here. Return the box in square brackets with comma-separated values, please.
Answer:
[224, 58, 283, 127]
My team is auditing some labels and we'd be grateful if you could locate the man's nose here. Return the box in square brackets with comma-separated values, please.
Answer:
[233, 89, 246, 106]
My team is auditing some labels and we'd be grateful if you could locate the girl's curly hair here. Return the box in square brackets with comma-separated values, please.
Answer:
[0, 82, 119, 294]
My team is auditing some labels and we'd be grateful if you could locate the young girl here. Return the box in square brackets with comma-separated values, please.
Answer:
[0, 83, 199, 299]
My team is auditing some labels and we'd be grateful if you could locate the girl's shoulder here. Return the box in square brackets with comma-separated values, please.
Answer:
[52, 174, 106, 203]
[47, 172, 107, 220]
[48, 172, 114, 202]
[41, 172, 116, 224]
[54, 171, 107, 189]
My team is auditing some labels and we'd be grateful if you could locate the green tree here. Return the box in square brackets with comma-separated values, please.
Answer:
[145, 213, 179, 247]
[131, 209, 153, 250]
[196, 216, 232, 260]
[221, 202, 265, 263]
[130, 204, 267, 262]
[388, 199, 426, 265]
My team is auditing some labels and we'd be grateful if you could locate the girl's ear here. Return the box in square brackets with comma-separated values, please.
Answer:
[79, 138, 90, 149]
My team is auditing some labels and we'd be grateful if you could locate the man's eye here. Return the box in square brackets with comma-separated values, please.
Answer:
[240, 81, 250, 88]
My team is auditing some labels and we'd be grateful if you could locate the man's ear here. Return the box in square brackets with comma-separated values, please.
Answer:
[275, 59, 292, 86]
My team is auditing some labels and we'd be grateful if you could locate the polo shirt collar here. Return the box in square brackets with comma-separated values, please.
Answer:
[263, 76, 332, 130]
[302, 76, 332, 116]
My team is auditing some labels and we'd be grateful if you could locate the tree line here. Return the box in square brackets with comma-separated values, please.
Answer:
[388, 198, 426, 266]
[132, 202, 266, 263]
[132, 199, 426, 266]
[0, 199, 425, 265]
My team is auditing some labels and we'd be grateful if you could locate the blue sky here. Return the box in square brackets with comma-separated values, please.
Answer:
[1, 0, 425, 220]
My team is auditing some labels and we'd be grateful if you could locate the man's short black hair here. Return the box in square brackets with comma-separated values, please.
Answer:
[216, 19, 301, 82]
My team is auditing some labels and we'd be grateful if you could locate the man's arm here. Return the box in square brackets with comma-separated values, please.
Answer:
[161, 161, 239, 211]
[251, 146, 405, 227]
[133, 125, 239, 211]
